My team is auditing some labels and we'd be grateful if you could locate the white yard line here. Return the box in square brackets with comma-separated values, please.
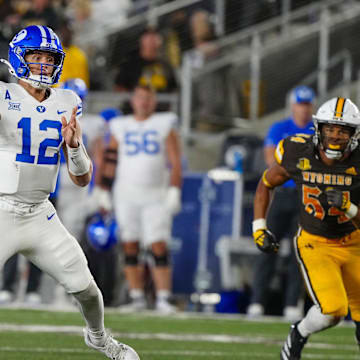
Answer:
[0, 304, 355, 328]
[0, 346, 358, 359]
[0, 323, 357, 352]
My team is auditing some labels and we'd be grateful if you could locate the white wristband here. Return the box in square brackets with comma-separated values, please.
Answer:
[345, 203, 358, 219]
[67, 142, 91, 176]
[252, 218, 267, 233]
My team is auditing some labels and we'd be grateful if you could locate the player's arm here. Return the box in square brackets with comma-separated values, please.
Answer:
[252, 162, 290, 253]
[98, 134, 118, 190]
[165, 128, 182, 214]
[61, 107, 92, 187]
[264, 145, 276, 167]
[166, 129, 182, 188]
[90, 134, 118, 212]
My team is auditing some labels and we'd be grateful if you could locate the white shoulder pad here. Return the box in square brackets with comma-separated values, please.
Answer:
[109, 115, 129, 134]
[155, 112, 179, 129]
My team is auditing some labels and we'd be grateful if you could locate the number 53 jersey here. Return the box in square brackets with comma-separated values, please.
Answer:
[275, 134, 360, 238]
[0, 81, 81, 204]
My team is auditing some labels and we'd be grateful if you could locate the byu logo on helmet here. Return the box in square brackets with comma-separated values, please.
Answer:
[12, 29, 27, 44]
[1, 25, 65, 89]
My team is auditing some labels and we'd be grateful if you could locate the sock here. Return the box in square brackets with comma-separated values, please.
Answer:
[72, 280, 105, 345]
[87, 328, 106, 347]
[157, 289, 171, 302]
[297, 305, 341, 338]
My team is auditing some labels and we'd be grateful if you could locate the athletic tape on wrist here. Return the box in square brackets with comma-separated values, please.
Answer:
[345, 203, 358, 219]
[67, 142, 91, 176]
[252, 218, 267, 233]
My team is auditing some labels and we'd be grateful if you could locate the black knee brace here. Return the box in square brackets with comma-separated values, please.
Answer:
[152, 252, 170, 267]
[124, 254, 139, 266]
[355, 321, 360, 344]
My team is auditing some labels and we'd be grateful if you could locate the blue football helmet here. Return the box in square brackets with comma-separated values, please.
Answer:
[1, 25, 65, 88]
[86, 213, 119, 251]
[60, 78, 88, 101]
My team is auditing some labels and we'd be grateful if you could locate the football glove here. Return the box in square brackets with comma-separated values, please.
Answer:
[253, 229, 279, 254]
[165, 186, 182, 215]
[325, 189, 350, 211]
[88, 186, 113, 213]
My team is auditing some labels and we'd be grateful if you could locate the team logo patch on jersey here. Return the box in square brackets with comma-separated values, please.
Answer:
[297, 158, 311, 170]
[8, 102, 20, 111]
[36, 105, 46, 113]
[290, 136, 306, 143]
[345, 167, 357, 176]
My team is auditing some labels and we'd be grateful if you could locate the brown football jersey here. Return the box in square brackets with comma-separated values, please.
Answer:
[275, 134, 360, 238]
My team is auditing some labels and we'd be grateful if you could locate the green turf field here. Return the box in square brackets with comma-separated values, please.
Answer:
[0, 307, 358, 359]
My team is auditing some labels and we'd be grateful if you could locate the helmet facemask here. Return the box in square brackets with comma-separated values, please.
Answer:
[315, 123, 358, 160]
[21, 49, 64, 89]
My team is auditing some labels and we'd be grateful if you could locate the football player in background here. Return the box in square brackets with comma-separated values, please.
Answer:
[0, 25, 139, 360]
[94, 84, 182, 313]
[252, 97, 360, 359]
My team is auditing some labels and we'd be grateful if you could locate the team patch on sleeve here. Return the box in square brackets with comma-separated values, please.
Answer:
[290, 136, 306, 143]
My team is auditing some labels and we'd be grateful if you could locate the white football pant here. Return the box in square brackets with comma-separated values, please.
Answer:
[0, 197, 93, 293]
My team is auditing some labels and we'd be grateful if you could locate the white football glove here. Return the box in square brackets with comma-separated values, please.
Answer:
[89, 186, 113, 213]
[165, 186, 182, 215]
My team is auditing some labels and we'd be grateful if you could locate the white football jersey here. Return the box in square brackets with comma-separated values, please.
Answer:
[0, 81, 81, 203]
[110, 112, 177, 191]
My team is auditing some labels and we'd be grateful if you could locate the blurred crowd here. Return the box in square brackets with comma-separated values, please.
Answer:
[0, 0, 318, 91]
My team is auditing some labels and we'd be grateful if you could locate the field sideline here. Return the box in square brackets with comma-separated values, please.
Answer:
[0, 307, 358, 359]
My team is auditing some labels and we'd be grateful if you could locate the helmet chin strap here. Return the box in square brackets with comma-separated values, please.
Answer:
[22, 76, 50, 89]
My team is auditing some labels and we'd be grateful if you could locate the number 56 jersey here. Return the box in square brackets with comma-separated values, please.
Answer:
[0, 81, 81, 204]
[276, 134, 360, 238]
[110, 112, 178, 202]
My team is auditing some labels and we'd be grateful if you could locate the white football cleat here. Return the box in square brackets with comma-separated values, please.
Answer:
[155, 299, 177, 314]
[24, 292, 42, 305]
[84, 329, 140, 360]
[118, 298, 147, 313]
[0, 290, 13, 304]
[283, 306, 303, 322]
[246, 303, 264, 317]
